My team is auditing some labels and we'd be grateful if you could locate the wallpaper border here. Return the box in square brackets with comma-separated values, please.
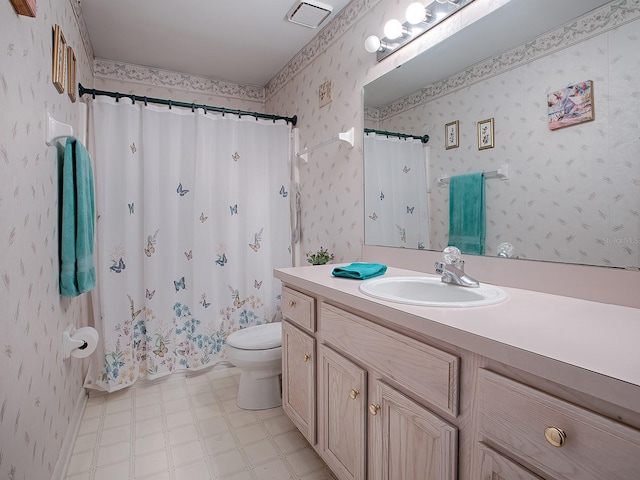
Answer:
[376, 0, 640, 120]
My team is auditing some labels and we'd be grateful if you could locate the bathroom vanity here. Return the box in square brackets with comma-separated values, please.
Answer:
[275, 265, 640, 480]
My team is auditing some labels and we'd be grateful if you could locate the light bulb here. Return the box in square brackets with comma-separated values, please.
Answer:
[405, 3, 426, 25]
[383, 19, 403, 40]
[364, 35, 382, 53]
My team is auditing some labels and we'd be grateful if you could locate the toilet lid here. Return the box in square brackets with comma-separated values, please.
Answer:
[226, 323, 282, 350]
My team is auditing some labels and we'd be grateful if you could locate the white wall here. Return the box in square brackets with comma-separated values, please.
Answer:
[0, 1, 94, 478]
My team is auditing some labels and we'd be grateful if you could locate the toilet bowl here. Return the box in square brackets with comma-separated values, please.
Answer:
[225, 322, 282, 410]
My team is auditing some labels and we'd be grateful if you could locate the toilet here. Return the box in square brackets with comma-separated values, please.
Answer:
[225, 322, 283, 410]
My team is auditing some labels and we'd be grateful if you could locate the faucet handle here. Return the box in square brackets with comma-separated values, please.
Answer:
[443, 246, 463, 266]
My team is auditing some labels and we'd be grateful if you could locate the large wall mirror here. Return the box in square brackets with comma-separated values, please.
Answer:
[363, 0, 639, 269]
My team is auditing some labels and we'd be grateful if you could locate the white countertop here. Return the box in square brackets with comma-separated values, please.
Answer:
[275, 264, 640, 412]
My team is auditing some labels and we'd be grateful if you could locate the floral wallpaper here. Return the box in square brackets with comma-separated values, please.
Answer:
[0, 0, 94, 479]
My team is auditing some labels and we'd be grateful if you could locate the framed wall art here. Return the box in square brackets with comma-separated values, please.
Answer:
[445, 120, 459, 149]
[547, 80, 594, 130]
[67, 45, 77, 102]
[477, 118, 494, 150]
[9, 0, 36, 17]
[52, 24, 66, 93]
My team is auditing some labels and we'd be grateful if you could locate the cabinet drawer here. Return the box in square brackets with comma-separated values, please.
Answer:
[282, 286, 315, 332]
[477, 369, 640, 480]
[321, 303, 459, 417]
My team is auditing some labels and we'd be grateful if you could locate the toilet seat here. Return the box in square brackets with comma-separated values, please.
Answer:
[226, 323, 282, 350]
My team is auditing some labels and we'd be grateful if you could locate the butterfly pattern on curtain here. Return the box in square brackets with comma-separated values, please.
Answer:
[364, 134, 431, 250]
[87, 98, 292, 392]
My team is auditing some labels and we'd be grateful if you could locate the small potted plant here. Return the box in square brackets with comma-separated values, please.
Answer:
[306, 246, 335, 265]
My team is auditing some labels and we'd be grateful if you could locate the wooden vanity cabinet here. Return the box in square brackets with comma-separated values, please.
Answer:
[319, 345, 367, 480]
[474, 368, 640, 480]
[368, 378, 458, 480]
[281, 288, 460, 480]
[281, 287, 316, 445]
[278, 275, 640, 480]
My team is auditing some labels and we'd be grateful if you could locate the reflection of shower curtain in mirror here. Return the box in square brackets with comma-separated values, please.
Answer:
[364, 134, 430, 249]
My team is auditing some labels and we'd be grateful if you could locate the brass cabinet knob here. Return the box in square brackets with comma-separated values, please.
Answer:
[369, 404, 380, 416]
[303, 354, 311, 362]
[288, 300, 296, 308]
[544, 427, 567, 447]
[349, 389, 360, 400]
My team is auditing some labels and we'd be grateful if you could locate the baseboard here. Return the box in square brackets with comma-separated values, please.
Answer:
[51, 386, 88, 480]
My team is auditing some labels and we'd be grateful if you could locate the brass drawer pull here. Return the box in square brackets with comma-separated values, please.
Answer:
[369, 404, 380, 416]
[288, 300, 296, 308]
[303, 354, 311, 362]
[349, 389, 360, 400]
[544, 426, 567, 447]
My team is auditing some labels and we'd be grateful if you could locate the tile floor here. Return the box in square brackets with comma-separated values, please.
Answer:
[66, 367, 335, 480]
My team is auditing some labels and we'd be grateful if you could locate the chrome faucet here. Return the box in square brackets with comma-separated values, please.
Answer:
[434, 247, 480, 288]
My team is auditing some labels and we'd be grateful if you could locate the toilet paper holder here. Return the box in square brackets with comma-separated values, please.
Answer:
[62, 325, 89, 359]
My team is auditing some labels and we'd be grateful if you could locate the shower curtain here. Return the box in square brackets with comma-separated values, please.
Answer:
[85, 97, 292, 392]
[364, 133, 430, 249]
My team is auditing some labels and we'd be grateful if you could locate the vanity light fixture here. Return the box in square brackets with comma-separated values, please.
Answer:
[383, 19, 409, 39]
[364, 35, 391, 54]
[405, 3, 433, 25]
[365, 0, 475, 61]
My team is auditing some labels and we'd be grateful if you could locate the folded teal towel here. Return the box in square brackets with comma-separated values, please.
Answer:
[449, 172, 485, 255]
[332, 263, 387, 280]
[60, 137, 96, 297]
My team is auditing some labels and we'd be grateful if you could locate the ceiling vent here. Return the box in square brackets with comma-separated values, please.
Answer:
[286, 1, 333, 28]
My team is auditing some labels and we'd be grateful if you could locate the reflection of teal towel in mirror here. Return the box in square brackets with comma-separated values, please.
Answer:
[448, 173, 485, 255]
[332, 263, 387, 280]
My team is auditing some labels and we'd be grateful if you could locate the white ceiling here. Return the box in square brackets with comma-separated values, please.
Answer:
[80, 0, 351, 87]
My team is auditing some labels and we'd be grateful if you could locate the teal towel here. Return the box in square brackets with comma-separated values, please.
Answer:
[60, 137, 96, 297]
[332, 263, 387, 280]
[448, 173, 485, 255]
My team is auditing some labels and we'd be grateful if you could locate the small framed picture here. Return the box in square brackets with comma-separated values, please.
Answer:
[52, 25, 66, 93]
[547, 80, 594, 130]
[318, 80, 332, 107]
[477, 118, 494, 150]
[9, 0, 37, 17]
[445, 120, 459, 149]
[67, 46, 77, 102]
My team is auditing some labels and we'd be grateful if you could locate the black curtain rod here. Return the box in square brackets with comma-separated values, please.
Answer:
[364, 128, 429, 144]
[78, 84, 297, 126]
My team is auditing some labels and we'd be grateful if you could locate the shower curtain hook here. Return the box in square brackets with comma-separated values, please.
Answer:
[131, 96, 135, 105]
[191, 104, 195, 113]
[115, 93, 120, 102]
[168, 100, 172, 110]
[143, 96, 147, 106]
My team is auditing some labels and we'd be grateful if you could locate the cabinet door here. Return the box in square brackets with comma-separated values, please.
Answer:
[478, 444, 543, 480]
[282, 321, 316, 444]
[369, 380, 457, 480]
[320, 345, 367, 480]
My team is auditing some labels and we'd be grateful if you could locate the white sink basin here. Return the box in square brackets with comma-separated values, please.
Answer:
[358, 276, 508, 308]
